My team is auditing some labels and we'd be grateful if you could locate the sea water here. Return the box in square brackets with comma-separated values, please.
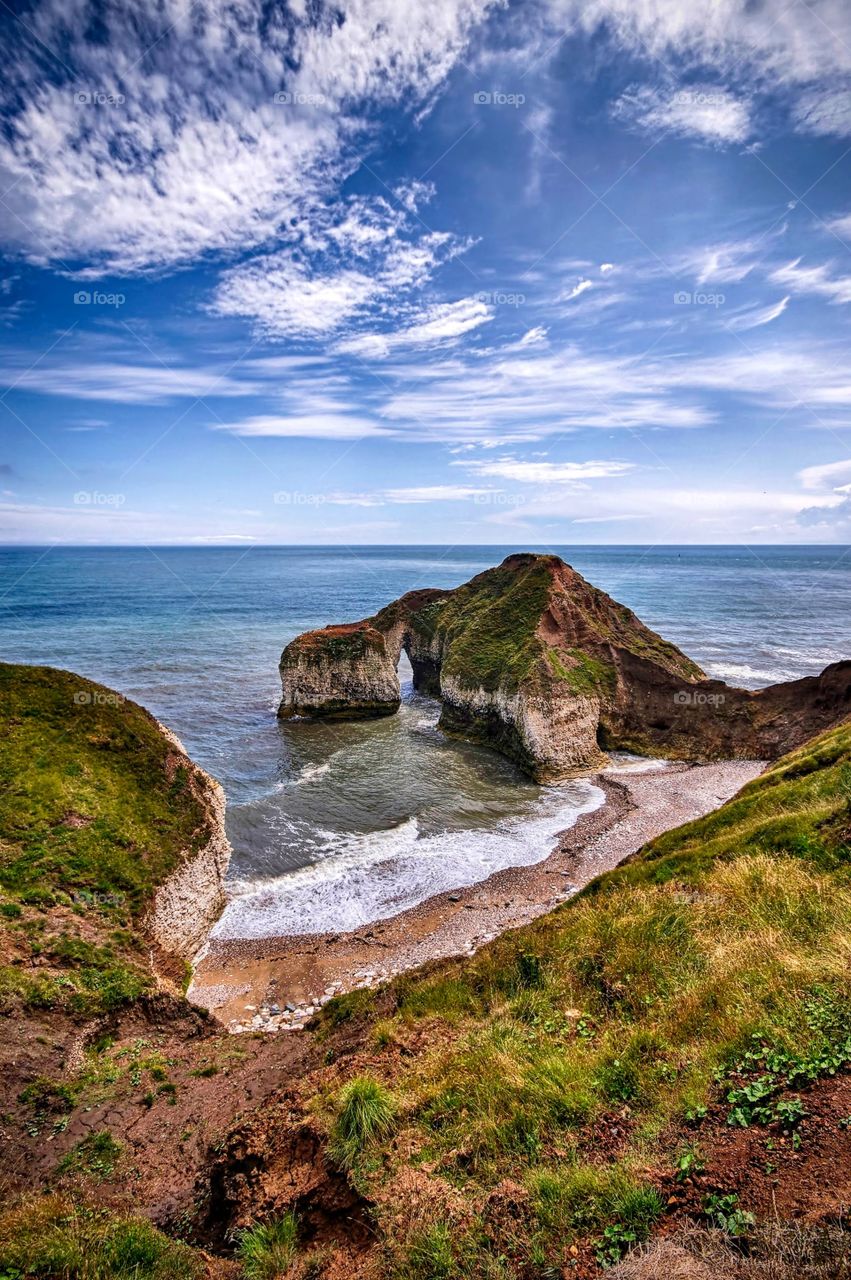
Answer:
[2, 545, 848, 935]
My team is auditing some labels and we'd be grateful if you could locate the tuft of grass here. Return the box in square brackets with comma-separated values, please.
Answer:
[236, 1213, 299, 1280]
[331, 1075, 396, 1169]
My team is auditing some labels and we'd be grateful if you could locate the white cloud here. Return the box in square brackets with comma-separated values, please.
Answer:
[798, 458, 851, 490]
[458, 457, 635, 483]
[794, 87, 851, 138]
[769, 258, 851, 305]
[337, 296, 493, 357]
[0, 0, 494, 274]
[211, 189, 472, 338]
[561, 279, 594, 302]
[726, 296, 789, 331]
[613, 85, 751, 144]
[549, 0, 851, 85]
[211, 413, 390, 440]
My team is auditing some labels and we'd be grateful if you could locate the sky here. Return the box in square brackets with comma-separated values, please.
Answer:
[1, 0, 851, 546]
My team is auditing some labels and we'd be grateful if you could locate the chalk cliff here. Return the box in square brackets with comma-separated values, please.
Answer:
[278, 554, 851, 780]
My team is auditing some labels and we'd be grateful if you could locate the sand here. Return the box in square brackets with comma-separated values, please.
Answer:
[189, 758, 764, 1032]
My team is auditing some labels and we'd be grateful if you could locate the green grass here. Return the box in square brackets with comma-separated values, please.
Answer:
[0, 1196, 202, 1279]
[331, 1075, 397, 1168]
[0, 664, 212, 1015]
[430, 557, 554, 694]
[236, 1213, 299, 1280]
[311, 720, 851, 1276]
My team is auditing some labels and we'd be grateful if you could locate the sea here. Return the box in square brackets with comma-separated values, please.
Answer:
[1, 545, 848, 938]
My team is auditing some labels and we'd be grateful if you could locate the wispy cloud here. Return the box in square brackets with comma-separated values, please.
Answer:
[769, 258, 851, 305]
[613, 85, 751, 145]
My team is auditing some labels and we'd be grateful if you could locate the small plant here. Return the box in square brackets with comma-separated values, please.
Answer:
[331, 1075, 396, 1168]
[406, 1222, 455, 1279]
[56, 1130, 122, 1180]
[704, 1192, 755, 1237]
[674, 1144, 704, 1182]
[237, 1213, 298, 1280]
[595, 1222, 638, 1268]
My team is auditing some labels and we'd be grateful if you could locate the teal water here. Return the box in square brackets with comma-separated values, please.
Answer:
[2, 545, 848, 934]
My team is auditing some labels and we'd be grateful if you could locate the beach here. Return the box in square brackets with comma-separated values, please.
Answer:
[190, 757, 764, 1031]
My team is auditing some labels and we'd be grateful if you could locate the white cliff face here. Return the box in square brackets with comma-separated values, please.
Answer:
[439, 673, 607, 781]
[279, 628, 400, 719]
[146, 724, 232, 963]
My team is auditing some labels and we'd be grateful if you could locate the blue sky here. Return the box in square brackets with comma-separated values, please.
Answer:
[2, 0, 851, 545]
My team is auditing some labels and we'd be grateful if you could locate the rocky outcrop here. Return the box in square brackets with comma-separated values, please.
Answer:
[147, 723, 231, 962]
[278, 554, 851, 780]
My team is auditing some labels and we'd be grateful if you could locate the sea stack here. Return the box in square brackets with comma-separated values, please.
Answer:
[278, 553, 851, 780]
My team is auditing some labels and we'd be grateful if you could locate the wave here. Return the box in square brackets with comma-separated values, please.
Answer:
[295, 761, 332, 785]
[211, 783, 604, 940]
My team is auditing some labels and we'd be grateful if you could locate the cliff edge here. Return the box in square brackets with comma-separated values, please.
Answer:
[0, 663, 230, 1012]
[279, 553, 851, 779]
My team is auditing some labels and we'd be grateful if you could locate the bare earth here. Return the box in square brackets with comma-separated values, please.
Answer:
[189, 759, 764, 1032]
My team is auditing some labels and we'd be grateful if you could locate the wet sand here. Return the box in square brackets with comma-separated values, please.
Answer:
[189, 759, 764, 1031]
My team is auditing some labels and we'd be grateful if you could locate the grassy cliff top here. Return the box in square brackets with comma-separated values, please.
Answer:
[302, 719, 851, 1275]
[405, 553, 702, 694]
[281, 623, 388, 665]
[428, 555, 555, 693]
[0, 664, 211, 1014]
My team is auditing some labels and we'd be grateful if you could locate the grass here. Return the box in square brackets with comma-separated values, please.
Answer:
[311, 719, 851, 1276]
[331, 1075, 397, 1169]
[0, 1195, 202, 1279]
[237, 1213, 299, 1280]
[429, 557, 554, 694]
[0, 663, 212, 1015]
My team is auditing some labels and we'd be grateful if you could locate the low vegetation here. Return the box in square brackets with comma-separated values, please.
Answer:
[0, 664, 209, 1015]
[308, 720, 851, 1275]
[0, 1195, 202, 1280]
[2, 662, 850, 1277]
